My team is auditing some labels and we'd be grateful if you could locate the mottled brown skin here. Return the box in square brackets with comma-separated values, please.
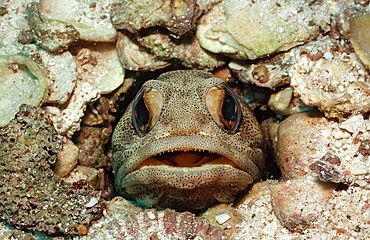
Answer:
[112, 70, 265, 210]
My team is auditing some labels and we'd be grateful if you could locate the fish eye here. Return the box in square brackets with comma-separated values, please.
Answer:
[132, 87, 163, 136]
[205, 83, 241, 133]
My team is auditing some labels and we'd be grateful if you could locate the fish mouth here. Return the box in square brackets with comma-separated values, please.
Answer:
[132, 150, 241, 172]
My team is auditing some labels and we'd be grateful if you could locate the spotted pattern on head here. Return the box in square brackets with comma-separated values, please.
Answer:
[112, 70, 265, 210]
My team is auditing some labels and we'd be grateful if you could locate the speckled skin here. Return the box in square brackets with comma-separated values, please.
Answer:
[112, 70, 265, 210]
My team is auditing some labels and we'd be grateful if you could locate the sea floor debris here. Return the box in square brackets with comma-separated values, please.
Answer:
[1, 0, 370, 239]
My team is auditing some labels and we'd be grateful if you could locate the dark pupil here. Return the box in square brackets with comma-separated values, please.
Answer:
[222, 94, 236, 121]
[135, 98, 149, 127]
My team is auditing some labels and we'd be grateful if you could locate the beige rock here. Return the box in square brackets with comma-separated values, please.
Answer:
[290, 51, 370, 120]
[270, 177, 336, 232]
[197, 0, 318, 60]
[276, 110, 330, 179]
[54, 139, 79, 177]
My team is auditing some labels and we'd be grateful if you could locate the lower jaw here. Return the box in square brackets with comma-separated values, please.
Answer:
[119, 165, 253, 210]
[124, 181, 250, 211]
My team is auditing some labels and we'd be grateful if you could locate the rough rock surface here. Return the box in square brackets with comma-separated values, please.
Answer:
[0, 105, 104, 235]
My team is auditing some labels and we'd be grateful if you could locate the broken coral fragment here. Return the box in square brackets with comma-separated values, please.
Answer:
[80, 197, 224, 239]
[39, 0, 117, 42]
[116, 31, 170, 71]
[197, 0, 318, 60]
[0, 55, 49, 127]
[26, 2, 79, 53]
[21, 45, 77, 104]
[138, 29, 226, 70]
[290, 53, 370, 120]
[75, 42, 125, 94]
[112, 0, 220, 36]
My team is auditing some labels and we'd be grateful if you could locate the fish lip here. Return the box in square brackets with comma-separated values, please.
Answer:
[131, 149, 242, 171]
[121, 164, 254, 189]
[114, 134, 263, 187]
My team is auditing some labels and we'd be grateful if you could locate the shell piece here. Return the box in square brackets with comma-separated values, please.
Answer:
[39, 0, 117, 42]
[349, 14, 370, 68]
[197, 0, 319, 60]
[268, 87, 308, 116]
[111, 0, 221, 36]
[116, 31, 170, 71]
[0, 55, 49, 127]
[26, 2, 79, 53]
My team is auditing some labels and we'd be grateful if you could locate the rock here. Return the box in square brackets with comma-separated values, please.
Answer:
[111, 0, 220, 37]
[290, 47, 370, 121]
[0, 105, 104, 235]
[276, 110, 330, 179]
[0, 55, 49, 127]
[116, 31, 170, 71]
[64, 165, 103, 191]
[276, 111, 370, 188]
[137, 29, 226, 70]
[197, 0, 318, 60]
[229, 57, 292, 90]
[270, 177, 336, 232]
[74, 126, 111, 168]
[54, 139, 79, 177]
[39, 0, 117, 42]
[26, 2, 79, 53]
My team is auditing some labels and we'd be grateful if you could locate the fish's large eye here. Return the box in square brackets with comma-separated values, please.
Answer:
[206, 83, 241, 133]
[132, 87, 163, 136]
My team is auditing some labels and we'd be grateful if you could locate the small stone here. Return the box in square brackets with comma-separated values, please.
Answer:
[54, 138, 79, 177]
[215, 213, 231, 224]
[270, 178, 336, 232]
[339, 115, 366, 133]
[84, 197, 99, 208]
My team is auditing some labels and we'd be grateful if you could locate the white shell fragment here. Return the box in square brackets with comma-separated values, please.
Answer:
[197, 0, 318, 60]
[0, 55, 49, 127]
[215, 213, 231, 225]
[39, 0, 117, 42]
[84, 197, 99, 208]
[44, 81, 100, 137]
